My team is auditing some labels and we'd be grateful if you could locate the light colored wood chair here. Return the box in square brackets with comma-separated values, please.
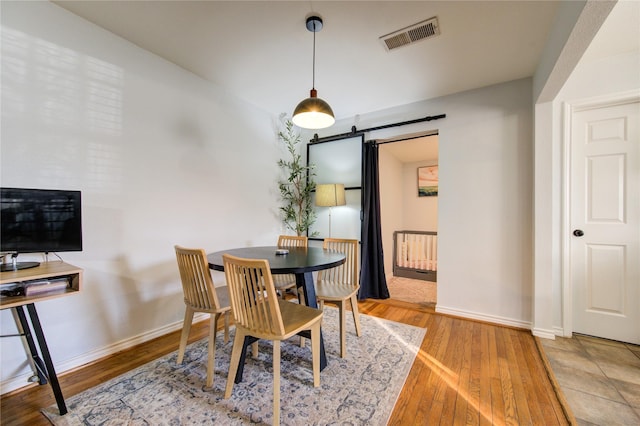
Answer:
[272, 235, 308, 299]
[174, 245, 231, 387]
[316, 238, 362, 358]
[222, 254, 322, 426]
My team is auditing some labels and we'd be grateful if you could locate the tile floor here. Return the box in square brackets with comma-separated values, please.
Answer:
[540, 334, 640, 425]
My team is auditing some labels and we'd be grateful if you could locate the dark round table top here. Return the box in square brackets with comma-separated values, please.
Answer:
[207, 246, 345, 275]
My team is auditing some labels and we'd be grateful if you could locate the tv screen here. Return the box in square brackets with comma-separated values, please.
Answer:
[1, 187, 83, 255]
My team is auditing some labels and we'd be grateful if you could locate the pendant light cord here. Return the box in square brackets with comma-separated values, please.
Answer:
[312, 22, 316, 90]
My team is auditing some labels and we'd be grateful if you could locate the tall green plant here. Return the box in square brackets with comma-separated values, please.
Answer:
[277, 117, 317, 236]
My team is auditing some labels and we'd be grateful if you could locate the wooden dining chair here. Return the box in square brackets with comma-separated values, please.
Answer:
[273, 235, 308, 299]
[315, 238, 362, 358]
[174, 245, 231, 387]
[222, 254, 322, 426]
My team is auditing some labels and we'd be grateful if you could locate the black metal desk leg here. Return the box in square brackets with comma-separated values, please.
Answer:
[26, 303, 67, 415]
[13, 306, 48, 385]
[297, 272, 327, 370]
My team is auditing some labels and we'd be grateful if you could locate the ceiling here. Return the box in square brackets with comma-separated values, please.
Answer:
[49, 1, 638, 163]
[51, 0, 565, 122]
[381, 135, 438, 163]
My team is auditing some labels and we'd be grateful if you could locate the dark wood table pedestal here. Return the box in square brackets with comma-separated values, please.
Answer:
[207, 246, 345, 383]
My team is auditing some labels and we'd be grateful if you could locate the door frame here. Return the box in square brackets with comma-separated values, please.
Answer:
[561, 89, 640, 337]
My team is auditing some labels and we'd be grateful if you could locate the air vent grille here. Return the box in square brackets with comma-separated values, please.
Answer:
[380, 17, 440, 51]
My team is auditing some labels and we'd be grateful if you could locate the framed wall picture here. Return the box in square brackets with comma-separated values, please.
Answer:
[418, 165, 438, 197]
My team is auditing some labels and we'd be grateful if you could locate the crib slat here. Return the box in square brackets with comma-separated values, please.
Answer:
[393, 231, 438, 280]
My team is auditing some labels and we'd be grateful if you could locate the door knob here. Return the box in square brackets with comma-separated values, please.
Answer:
[573, 229, 584, 237]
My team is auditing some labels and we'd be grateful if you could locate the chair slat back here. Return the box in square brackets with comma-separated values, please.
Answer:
[175, 245, 220, 311]
[318, 238, 359, 287]
[223, 254, 285, 336]
[277, 235, 308, 248]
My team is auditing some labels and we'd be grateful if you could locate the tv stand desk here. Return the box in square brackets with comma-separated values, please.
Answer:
[0, 261, 82, 415]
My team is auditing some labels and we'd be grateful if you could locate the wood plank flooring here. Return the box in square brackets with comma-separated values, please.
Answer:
[1, 299, 571, 425]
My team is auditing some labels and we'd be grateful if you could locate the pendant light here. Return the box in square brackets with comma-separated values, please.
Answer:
[292, 15, 335, 130]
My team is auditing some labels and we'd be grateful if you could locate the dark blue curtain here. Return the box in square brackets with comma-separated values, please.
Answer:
[358, 141, 389, 300]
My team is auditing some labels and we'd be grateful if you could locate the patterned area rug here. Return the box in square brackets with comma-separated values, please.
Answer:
[43, 307, 426, 425]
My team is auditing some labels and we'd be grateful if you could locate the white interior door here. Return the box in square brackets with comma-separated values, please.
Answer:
[571, 99, 639, 344]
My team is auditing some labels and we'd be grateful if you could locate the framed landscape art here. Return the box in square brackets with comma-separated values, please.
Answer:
[418, 165, 438, 197]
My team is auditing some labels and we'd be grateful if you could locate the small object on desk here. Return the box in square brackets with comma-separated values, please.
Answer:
[25, 278, 69, 296]
[275, 249, 289, 255]
[0, 283, 25, 297]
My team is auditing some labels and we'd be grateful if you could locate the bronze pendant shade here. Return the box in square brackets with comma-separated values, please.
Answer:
[292, 16, 335, 130]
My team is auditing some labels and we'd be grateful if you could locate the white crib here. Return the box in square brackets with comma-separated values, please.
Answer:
[393, 230, 437, 282]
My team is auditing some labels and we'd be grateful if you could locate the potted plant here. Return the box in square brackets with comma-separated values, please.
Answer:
[277, 116, 317, 236]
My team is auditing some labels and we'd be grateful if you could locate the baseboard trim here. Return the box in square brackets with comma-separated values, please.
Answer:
[532, 327, 557, 340]
[1, 312, 208, 394]
[435, 305, 532, 330]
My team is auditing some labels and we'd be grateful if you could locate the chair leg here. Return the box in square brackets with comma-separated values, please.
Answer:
[311, 323, 320, 387]
[350, 295, 362, 337]
[224, 329, 246, 399]
[177, 306, 194, 364]
[223, 311, 230, 343]
[206, 313, 218, 387]
[273, 340, 281, 426]
[299, 291, 307, 348]
[339, 300, 347, 358]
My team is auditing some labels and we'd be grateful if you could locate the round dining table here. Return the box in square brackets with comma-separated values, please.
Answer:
[207, 246, 345, 381]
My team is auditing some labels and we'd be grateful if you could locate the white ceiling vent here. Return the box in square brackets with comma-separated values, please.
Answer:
[380, 17, 440, 51]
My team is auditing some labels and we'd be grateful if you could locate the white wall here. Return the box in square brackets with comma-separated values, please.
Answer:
[558, 51, 640, 100]
[533, 0, 587, 102]
[1, 1, 283, 392]
[330, 78, 534, 328]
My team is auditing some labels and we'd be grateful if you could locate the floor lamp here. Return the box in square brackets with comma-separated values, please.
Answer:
[315, 184, 346, 237]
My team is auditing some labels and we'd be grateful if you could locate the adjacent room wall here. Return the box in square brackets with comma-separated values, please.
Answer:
[1, 1, 282, 391]
[379, 154, 438, 278]
[402, 160, 438, 232]
[378, 147, 404, 277]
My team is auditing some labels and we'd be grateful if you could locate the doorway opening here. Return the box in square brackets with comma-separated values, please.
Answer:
[378, 132, 439, 308]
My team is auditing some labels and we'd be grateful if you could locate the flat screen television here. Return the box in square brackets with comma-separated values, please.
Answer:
[0, 187, 83, 272]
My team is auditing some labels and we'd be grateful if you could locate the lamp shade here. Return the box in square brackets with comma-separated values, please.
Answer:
[316, 184, 346, 207]
[292, 89, 335, 129]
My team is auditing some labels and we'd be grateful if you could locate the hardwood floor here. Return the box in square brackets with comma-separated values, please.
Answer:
[1, 299, 571, 425]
